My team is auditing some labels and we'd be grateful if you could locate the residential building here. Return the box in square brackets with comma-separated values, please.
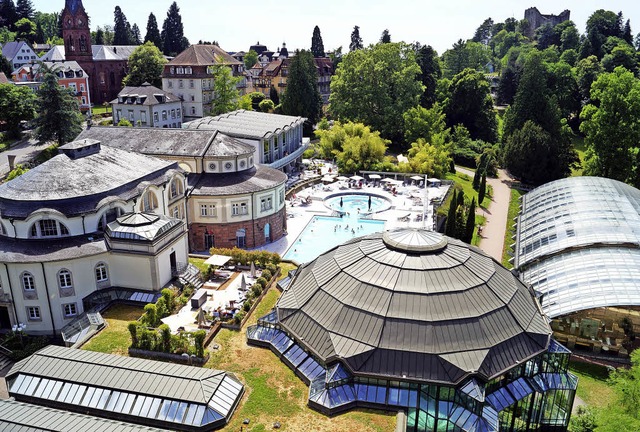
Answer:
[161, 45, 245, 121]
[112, 83, 183, 128]
[11, 61, 92, 112]
[0, 138, 188, 335]
[515, 176, 640, 356]
[1, 41, 38, 71]
[248, 228, 577, 432]
[6, 346, 244, 431]
[184, 110, 309, 172]
[249, 42, 274, 66]
[41, 0, 138, 104]
[77, 126, 288, 252]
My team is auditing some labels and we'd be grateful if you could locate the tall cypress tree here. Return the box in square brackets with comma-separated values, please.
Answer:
[464, 197, 476, 243]
[445, 189, 457, 237]
[349, 25, 363, 51]
[310, 25, 325, 57]
[34, 67, 83, 145]
[161, 2, 188, 56]
[15, 0, 33, 21]
[144, 13, 162, 49]
[281, 50, 322, 136]
[131, 23, 141, 45]
[380, 29, 391, 43]
[478, 171, 487, 205]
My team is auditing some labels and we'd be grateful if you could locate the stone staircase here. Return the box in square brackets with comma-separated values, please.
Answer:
[0, 344, 13, 372]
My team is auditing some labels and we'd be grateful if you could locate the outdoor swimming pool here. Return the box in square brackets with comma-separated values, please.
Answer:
[283, 215, 386, 264]
[324, 193, 390, 215]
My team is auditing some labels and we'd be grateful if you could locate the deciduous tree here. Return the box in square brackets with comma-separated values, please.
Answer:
[123, 41, 166, 87]
[0, 82, 36, 138]
[281, 50, 322, 136]
[444, 68, 497, 143]
[580, 66, 640, 186]
[33, 67, 83, 145]
[310, 25, 325, 57]
[210, 64, 241, 115]
[403, 103, 448, 146]
[14, 17, 35, 43]
[244, 49, 258, 70]
[330, 42, 423, 145]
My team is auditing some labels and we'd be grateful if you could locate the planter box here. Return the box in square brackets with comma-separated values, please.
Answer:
[128, 348, 209, 366]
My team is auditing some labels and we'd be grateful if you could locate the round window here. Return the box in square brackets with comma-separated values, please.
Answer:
[225, 162, 233, 170]
[208, 162, 216, 170]
[240, 160, 246, 168]
[249, 157, 253, 165]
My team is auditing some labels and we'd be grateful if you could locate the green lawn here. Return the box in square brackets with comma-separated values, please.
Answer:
[81, 304, 143, 355]
[502, 188, 525, 268]
[445, 171, 490, 209]
[569, 360, 614, 409]
[571, 135, 587, 177]
[189, 257, 209, 274]
[91, 106, 111, 115]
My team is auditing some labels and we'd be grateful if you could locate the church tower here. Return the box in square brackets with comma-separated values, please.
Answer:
[61, 0, 92, 62]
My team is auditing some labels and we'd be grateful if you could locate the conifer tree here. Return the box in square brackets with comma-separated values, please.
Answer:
[113, 6, 131, 45]
[349, 25, 363, 51]
[472, 168, 481, 190]
[269, 85, 280, 105]
[281, 50, 322, 136]
[464, 197, 476, 243]
[478, 171, 487, 205]
[131, 23, 141, 45]
[311, 25, 325, 57]
[15, 0, 33, 21]
[161, 2, 189, 56]
[144, 13, 161, 48]
[33, 67, 83, 145]
[0, 0, 18, 29]
[445, 189, 457, 237]
[380, 29, 391, 43]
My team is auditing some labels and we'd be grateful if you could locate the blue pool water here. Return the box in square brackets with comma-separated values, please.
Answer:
[324, 194, 390, 215]
[283, 215, 386, 264]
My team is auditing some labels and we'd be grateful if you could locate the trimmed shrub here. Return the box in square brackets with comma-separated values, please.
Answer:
[256, 277, 268, 288]
[261, 269, 272, 281]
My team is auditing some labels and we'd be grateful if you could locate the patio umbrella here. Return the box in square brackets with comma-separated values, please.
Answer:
[340, 197, 343, 207]
[241, 274, 247, 290]
[250, 261, 256, 277]
[350, 175, 364, 181]
[410, 175, 423, 181]
[321, 175, 335, 182]
[204, 254, 231, 267]
[369, 174, 381, 179]
[381, 178, 395, 183]
[336, 175, 349, 181]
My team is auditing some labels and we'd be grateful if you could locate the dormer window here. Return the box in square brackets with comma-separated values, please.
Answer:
[177, 67, 184, 74]
[185, 67, 192, 74]
[30, 219, 70, 238]
[170, 66, 175, 74]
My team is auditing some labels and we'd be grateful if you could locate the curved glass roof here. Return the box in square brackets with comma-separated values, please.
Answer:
[106, 212, 181, 241]
[515, 177, 640, 269]
[521, 247, 640, 318]
[516, 177, 640, 318]
[276, 228, 550, 385]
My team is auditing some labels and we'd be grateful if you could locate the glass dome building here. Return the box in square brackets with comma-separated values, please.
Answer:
[248, 228, 577, 431]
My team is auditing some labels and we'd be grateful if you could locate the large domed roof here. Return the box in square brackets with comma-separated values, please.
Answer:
[276, 228, 550, 385]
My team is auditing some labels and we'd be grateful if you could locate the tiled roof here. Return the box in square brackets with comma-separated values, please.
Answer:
[111, 83, 181, 106]
[77, 126, 254, 158]
[0, 235, 108, 264]
[188, 165, 286, 196]
[167, 44, 241, 67]
[0, 143, 177, 215]
[40, 45, 137, 62]
[1, 41, 30, 61]
[277, 228, 551, 385]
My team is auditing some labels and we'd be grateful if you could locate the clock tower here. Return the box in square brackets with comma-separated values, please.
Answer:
[61, 0, 92, 62]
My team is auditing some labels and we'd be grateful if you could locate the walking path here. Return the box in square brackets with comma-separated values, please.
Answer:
[456, 167, 513, 262]
[0, 136, 50, 178]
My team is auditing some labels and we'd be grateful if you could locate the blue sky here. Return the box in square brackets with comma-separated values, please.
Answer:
[32, 0, 640, 54]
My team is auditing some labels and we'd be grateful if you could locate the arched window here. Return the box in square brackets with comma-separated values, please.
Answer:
[22, 272, 35, 291]
[58, 269, 73, 289]
[95, 263, 109, 283]
[30, 219, 70, 238]
[169, 177, 184, 199]
[236, 228, 246, 248]
[141, 190, 159, 212]
[0, 222, 6, 236]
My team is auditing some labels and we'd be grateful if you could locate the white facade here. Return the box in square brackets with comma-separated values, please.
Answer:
[2, 41, 38, 71]
[163, 73, 212, 119]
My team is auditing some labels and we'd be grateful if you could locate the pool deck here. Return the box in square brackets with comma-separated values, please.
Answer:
[252, 182, 451, 258]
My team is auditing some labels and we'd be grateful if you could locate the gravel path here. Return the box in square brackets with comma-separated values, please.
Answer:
[456, 167, 514, 262]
